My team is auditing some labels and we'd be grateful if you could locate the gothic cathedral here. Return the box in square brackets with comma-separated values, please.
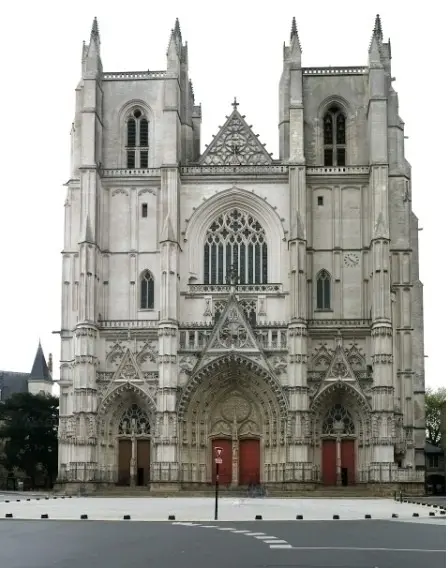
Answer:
[57, 16, 426, 492]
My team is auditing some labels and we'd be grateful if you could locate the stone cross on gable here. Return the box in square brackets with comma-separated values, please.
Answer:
[232, 97, 239, 111]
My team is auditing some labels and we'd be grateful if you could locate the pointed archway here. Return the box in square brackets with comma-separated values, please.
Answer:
[310, 380, 371, 486]
[177, 353, 288, 485]
[98, 382, 156, 486]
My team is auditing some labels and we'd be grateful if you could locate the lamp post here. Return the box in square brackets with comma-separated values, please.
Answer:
[214, 446, 223, 520]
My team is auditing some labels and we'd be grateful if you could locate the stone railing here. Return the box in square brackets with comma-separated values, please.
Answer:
[102, 71, 166, 80]
[302, 66, 368, 76]
[357, 465, 425, 483]
[178, 327, 288, 351]
[308, 319, 371, 329]
[99, 319, 159, 329]
[307, 166, 370, 175]
[102, 168, 161, 177]
[187, 283, 283, 295]
[180, 165, 289, 176]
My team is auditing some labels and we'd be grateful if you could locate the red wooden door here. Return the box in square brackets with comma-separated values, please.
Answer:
[212, 439, 232, 485]
[341, 439, 355, 485]
[239, 439, 260, 485]
[322, 439, 337, 485]
[137, 440, 151, 486]
[118, 440, 132, 486]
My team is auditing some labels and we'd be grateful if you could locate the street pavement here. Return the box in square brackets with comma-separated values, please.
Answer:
[0, 495, 446, 521]
[0, 519, 444, 568]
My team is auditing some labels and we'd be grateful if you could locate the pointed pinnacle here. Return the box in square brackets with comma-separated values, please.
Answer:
[91, 16, 99, 39]
[291, 16, 298, 41]
[174, 17, 182, 39]
[373, 14, 383, 42]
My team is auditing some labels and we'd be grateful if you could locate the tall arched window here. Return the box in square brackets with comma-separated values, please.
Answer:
[323, 106, 346, 167]
[316, 270, 331, 310]
[203, 209, 268, 285]
[126, 109, 149, 169]
[119, 404, 151, 435]
[140, 270, 154, 309]
[323, 404, 355, 435]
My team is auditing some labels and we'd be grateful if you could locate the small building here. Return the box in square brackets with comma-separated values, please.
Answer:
[425, 442, 445, 495]
[0, 342, 53, 401]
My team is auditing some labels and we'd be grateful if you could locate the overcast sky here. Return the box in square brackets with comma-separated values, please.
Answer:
[0, 0, 444, 390]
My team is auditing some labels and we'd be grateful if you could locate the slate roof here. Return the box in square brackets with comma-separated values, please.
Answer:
[0, 342, 52, 402]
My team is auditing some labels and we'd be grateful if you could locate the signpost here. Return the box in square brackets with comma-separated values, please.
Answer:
[214, 447, 223, 520]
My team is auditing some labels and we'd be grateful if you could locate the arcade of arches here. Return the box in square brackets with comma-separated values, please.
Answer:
[101, 369, 371, 487]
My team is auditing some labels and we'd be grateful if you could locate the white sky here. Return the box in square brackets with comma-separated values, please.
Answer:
[0, 0, 444, 389]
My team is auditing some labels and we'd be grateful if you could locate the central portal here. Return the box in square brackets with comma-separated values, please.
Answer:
[178, 354, 286, 485]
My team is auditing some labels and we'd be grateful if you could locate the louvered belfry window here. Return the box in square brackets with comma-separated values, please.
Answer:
[323, 106, 346, 167]
[126, 109, 149, 169]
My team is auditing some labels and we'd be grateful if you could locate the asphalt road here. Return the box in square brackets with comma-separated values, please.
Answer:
[0, 518, 445, 568]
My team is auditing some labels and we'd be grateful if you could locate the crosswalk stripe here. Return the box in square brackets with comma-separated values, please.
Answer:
[269, 544, 293, 549]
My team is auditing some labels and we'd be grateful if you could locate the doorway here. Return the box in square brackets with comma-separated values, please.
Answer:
[341, 439, 355, 485]
[118, 439, 132, 486]
[322, 439, 337, 485]
[137, 439, 151, 486]
[239, 439, 260, 485]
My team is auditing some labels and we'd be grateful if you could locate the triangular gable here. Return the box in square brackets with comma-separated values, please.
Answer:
[112, 348, 145, 382]
[313, 339, 368, 402]
[199, 103, 273, 166]
[192, 293, 271, 374]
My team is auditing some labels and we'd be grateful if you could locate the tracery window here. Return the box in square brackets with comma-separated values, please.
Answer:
[213, 298, 257, 326]
[322, 404, 355, 435]
[126, 108, 149, 169]
[316, 270, 331, 310]
[119, 404, 151, 435]
[140, 270, 154, 309]
[203, 209, 268, 285]
[323, 106, 346, 167]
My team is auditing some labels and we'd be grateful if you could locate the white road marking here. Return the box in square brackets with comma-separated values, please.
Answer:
[288, 546, 445, 553]
[263, 539, 288, 544]
[200, 525, 218, 528]
[255, 535, 277, 539]
[270, 544, 293, 549]
[230, 529, 251, 533]
[218, 527, 237, 531]
[244, 532, 266, 536]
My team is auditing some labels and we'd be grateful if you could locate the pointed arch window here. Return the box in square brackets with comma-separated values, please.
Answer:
[126, 108, 149, 169]
[323, 106, 346, 167]
[140, 270, 154, 309]
[316, 270, 331, 310]
[203, 209, 268, 285]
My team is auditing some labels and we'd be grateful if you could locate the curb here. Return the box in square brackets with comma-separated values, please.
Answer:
[397, 497, 446, 512]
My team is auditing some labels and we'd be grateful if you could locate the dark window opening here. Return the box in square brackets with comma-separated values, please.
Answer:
[316, 270, 331, 310]
[323, 106, 346, 167]
[317, 196, 324, 206]
[142, 203, 148, 218]
[127, 150, 135, 169]
[140, 270, 154, 309]
[125, 109, 149, 170]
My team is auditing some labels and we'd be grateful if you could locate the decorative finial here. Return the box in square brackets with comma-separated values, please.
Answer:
[373, 14, 383, 42]
[291, 16, 298, 41]
[232, 97, 239, 111]
[91, 17, 99, 39]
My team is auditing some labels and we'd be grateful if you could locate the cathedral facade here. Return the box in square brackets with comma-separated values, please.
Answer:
[57, 16, 426, 491]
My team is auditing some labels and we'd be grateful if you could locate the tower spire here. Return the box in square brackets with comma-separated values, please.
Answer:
[90, 16, 100, 45]
[290, 16, 298, 41]
[174, 17, 182, 41]
[373, 14, 383, 42]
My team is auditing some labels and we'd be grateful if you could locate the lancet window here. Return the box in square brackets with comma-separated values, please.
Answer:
[140, 270, 154, 309]
[316, 270, 331, 310]
[322, 404, 355, 435]
[118, 404, 151, 435]
[126, 108, 149, 169]
[203, 209, 268, 285]
[323, 105, 346, 167]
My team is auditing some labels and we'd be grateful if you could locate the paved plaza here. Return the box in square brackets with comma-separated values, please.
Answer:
[0, 495, 445, 522]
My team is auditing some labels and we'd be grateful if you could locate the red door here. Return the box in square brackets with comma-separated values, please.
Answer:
[341, 440, 355, 485]
[212, 439, 232, 485]
[322, 439, 337, 485]
[239, 439, 260, 485]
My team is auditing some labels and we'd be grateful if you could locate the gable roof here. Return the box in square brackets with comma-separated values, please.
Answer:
[199, 100, 273, 166]
[29, 342, 52, 382]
